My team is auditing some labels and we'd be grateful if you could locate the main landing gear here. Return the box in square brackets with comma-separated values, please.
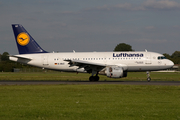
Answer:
[146, 71, 151, 82]
[89, 71, 99, 81]
[89, 75, 99, 81]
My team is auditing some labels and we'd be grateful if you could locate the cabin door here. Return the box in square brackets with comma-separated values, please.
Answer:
[145, 54, 151, 64]
[42, 55, 49, 66]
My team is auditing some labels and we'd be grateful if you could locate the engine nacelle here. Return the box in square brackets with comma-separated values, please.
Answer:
[105, 66, 127, 78]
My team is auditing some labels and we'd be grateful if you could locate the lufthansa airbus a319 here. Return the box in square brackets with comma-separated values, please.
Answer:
[10, 24, 174, 82]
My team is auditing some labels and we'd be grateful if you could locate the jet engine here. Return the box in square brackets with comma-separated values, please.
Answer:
[105, 66, 127, 78]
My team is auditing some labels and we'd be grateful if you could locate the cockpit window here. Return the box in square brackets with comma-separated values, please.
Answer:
[158, 56, 167, 60]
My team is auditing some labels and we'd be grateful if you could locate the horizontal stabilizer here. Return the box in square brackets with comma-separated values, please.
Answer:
[9, 55, 32, 60]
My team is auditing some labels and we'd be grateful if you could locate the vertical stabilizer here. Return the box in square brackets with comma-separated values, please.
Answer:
[12, 24, 48, 54]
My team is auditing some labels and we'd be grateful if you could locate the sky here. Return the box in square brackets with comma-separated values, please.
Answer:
[0, 0, 180, 55]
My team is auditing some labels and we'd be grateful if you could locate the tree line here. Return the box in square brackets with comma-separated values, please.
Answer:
[163, 51, 180, 64]
[0, 52, 31, 72]
[0, 43, 179, 72]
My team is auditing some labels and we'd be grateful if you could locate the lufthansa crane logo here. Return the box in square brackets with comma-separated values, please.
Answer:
[17, 32, 30, 46]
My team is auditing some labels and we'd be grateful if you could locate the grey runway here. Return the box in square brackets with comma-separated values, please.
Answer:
[0, 80, 180, 86]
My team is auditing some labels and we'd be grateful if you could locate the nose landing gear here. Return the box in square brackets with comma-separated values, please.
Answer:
[146, 71, 151, 82]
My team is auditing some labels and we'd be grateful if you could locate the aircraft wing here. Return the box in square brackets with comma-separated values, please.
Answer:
[64, 60, 106, 72]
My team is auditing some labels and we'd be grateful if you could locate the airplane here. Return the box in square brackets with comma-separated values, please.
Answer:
[9, 24, 174, 82]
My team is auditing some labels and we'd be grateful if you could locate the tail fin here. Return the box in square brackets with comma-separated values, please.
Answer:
[12, 24, 48, 54]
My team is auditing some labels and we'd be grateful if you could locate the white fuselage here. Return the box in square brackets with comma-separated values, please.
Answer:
[10, 51, 174, 72]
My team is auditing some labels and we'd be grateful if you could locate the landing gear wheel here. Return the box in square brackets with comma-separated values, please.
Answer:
[94, 76, 99, 81]
[89, 76, 94, 81]
[89, 76, 99, 81]
[147, 77, 151, 82]
[146, 71, 151, 82]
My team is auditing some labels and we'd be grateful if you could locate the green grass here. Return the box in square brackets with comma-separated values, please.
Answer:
[0, 84, 180, 120]
[0, 72, 180, 81]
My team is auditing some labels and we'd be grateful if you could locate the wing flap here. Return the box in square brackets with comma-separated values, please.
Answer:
[64, 60, 106, 67]
[64, 60, 106, 72]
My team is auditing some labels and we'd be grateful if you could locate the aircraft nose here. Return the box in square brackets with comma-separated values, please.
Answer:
[169, 60, 174, 67]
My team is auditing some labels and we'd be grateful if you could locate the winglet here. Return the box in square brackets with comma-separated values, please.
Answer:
[12, 24, 48, 54]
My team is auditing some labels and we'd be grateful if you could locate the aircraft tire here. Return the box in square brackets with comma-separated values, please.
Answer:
[89, 76, 99, 81]
[89, 76, 95, 81]
[147, 77, 151, 82]
[94, 76, 99, 81]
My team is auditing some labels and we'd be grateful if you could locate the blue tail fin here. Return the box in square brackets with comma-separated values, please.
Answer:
[12, 24, 48, 54]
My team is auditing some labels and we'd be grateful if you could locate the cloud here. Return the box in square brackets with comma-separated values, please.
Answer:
[84, 0, 180, 12]
[84, 3, 135, 11]
[142, 0, 180, 10]
[61, 11, 78, 14]
[101, 3, 133, 11]
[135, 38, 168, 43]
[145, 26, 155, 30]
